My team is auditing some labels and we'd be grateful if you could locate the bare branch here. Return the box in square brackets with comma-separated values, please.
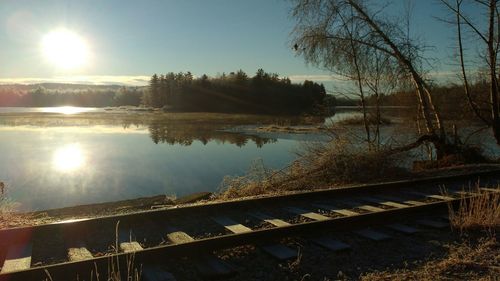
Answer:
[439, 0, 489, 43]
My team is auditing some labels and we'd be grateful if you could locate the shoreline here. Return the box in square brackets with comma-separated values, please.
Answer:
[2, 163, 499, 230]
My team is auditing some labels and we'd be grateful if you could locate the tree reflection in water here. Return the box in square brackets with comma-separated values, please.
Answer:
[0, 113, 326, 147]
[146, 119, 276, 147]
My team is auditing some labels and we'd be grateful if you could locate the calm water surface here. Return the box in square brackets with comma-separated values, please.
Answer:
[0, 108, 316, 211]
[1, 107, 498, 211]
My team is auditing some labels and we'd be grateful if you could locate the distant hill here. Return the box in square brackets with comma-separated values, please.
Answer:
[0, 83, 144, 107]
[0, 83, 145, 91]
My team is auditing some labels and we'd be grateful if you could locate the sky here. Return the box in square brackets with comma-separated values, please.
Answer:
[0, 0, 486, 87]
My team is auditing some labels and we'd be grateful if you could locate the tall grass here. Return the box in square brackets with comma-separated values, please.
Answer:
[218, 138, 409, 199]
[448, 185, 500, 235]
[361, 237, 499, 280]
[0, 182, 21, 229]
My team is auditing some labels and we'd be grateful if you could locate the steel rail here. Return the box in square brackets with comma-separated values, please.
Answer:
[1, 167, 498, 244]
[0, 194, 468, 281]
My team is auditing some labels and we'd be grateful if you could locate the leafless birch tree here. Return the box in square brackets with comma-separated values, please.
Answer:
[290, 0, 450, 157]
[440, 0, 500, 145]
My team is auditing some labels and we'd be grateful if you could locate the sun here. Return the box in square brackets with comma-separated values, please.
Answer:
[42, 29, 89, 70]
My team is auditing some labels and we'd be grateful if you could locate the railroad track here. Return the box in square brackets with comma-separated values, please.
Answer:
[0, 169, 499, 281]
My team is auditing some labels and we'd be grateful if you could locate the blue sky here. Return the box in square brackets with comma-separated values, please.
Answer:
[0, 0, 484, 86]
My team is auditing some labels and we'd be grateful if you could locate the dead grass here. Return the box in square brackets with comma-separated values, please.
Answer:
[361, 186, 500, 281]
[218, 139, 409, 199]
[0, 182, 22, 229]
[337, 115, 392, 126]
[360, 237, 499, 281]
[255, 125, 326, 133]
[448, 186, 500, 235]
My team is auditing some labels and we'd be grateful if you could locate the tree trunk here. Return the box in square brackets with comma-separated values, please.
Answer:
[488, 0, 500, 144]
[347, 0, 449, 157]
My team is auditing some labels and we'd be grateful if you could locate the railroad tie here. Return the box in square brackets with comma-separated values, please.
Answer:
[243, 212, 300, 260]
[439, 214, 451, 221]
[376, 195, 408, 203]
[165, 229, 235, 279]
[406, 191, 454, 201]
[118, 229, 143, 253]
[354, 229, 391, 241]
[0, 242, 32, 273]
[67, 247, 93, 262]
[166, 230, 195, 244]
[65, 228, 93, 262]
[212, 216, 252, 234]
[261, 244, 298, 261]
[416, 219, 449, 229]
[380, 196, 426, 206]
[310, 237, 350, 252]
[453, 190, 479, 196]
[284, 206, 330, 221]
[402, 200, 426, 206]
[247, 211, 290, 227]
[341, 200, 384, 212]
[194, 256, 236, 279]
[119, 229, 176, 280]
[427, 194, 455, 201]
[312, 203, 359, 217]
[142, 265, 177, 281]
[359, 196, 409, 208]
[386, 224, 418, 234]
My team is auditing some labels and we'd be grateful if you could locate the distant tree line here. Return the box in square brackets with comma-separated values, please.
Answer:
[0, 70, 327, 115]
[0, 84, 142, 107]
[142, 69, 327, 114]
[362, 79, 492, 121]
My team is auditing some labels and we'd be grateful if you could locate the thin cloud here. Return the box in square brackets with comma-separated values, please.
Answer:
[0, 125, 149, 134]
[0, 75, 151, 86]
[288, 74, 346, 82]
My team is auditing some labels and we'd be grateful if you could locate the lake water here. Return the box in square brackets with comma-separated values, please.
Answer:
[0, 108, 323, 211]
[1, 107, 498, 212]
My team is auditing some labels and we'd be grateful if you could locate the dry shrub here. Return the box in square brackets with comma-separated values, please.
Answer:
[218, 139, 408, 199]
[448, 186, 500, 235]
[361, 237, 499, 281]
[218, 159, 275, 199]
[299, 139, 408, 184]
[0, 182, 21, 229]
[413, 144, 491, 171]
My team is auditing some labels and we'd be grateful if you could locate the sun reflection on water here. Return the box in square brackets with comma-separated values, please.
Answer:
[41, 106, 93, 115]
[52, 144, 85, 172]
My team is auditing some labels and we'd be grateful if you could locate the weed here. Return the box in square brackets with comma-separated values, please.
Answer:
[448, 185, 500, 235]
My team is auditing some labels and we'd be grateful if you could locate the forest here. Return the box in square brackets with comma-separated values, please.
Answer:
[0, 69, 328, 115]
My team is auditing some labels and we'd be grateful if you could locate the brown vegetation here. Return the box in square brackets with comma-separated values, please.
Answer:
[448, 186, 500, 235]
[337, 115, 392, 126]
[360, 237, 499, 281]
[218, 139, 409, 199]
[361, 186, 500, 281]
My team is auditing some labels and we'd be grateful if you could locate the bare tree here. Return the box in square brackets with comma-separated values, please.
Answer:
[290, 0, 449, 157]
[440, 0, 500, 145]
[324, 9, 396, 149]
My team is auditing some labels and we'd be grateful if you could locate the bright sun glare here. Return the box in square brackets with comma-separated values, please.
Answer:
[41, 106, 91, 115]
[53, 144, 85, 172]
[42, 29, 88, 70]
